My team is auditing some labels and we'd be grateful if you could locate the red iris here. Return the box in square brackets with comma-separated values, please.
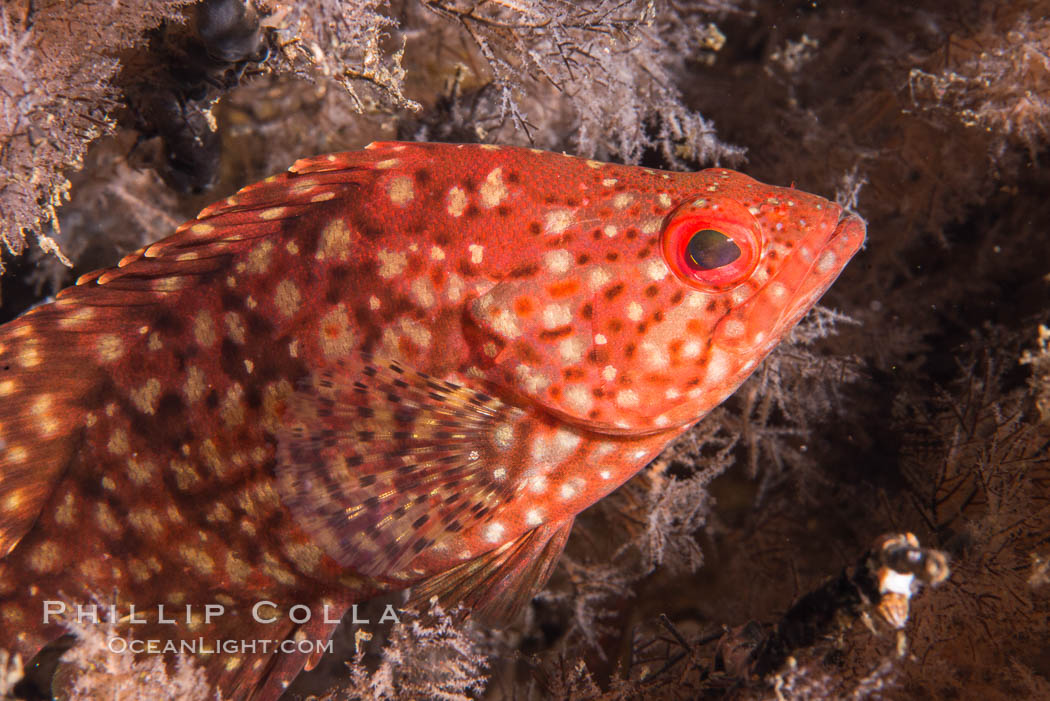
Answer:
[660, 197, 760, 290]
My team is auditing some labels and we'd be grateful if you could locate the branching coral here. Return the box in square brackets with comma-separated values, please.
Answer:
[908, 7, 1050, 159]
[59, 613, 217, 700]
[0, 0, 194, 264]
[261, 0, 420, 113]
[414, 0, 744, 166]
[337, 601, 490, 701]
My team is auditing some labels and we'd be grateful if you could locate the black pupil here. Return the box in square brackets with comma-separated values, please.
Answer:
[686, 229, 741, 270]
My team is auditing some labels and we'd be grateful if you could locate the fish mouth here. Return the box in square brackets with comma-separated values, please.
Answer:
[779, 207, 866, 325]
[714, 205, 866, 354]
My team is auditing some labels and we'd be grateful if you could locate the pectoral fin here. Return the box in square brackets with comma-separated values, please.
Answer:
[276, 356, 531, 578]
[411, 518, 574, 624]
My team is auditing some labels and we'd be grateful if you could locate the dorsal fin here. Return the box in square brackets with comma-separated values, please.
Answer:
[276, 356, 531, 578]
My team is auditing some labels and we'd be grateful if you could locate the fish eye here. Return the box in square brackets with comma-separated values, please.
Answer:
[685, 229, 741, 270]
[661, 197, 760, 291]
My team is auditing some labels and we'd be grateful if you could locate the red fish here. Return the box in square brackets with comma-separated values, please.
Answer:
[0, 142, 864, 699]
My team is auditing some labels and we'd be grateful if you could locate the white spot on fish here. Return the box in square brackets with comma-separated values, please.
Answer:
[558, 336, 586, 363]
[603, 224, 618, 238]
[602, 178, 618, 187]
[627, 302, 644, 322]
[446, 273, 465, 302]
[723, 320, 745, 338]
[686, 292, 709, 308]
[594, 333, 607, 345]
[446, 186, 467, 217]
[491, 309, 521, 338]
[658, 193, 672, 208]
[430, 246, 445, 261]
[552, 428, 581, 458]
[641, 217, 662, 234]
[542, 303, 572, 329]
[612, 193, 634, 209]
[375, 158, 399, 169]
[400, 318, 431, 349]
[410, 277, 436, 308]
[484, 522, 505, 543]
[544, 249, 572, 274]
[706, 348, 730, 383]
[369, 296, 381, 310]
[545, 210, 573, 234]
[131, 378, 162, 415]
[479, 167, 507, 208]
[526, 509, 544, 526]
[494, 423, 514, 450]
[514, 365, 550, 394]
[768, 282, 788, 300]
[469, 244, 484, 264]
[377, 249, 407, 278]
[644, 259, 668, 281]
[387, 175, 414, 206]
[641, 342, 668, 369]
[588, 267, 612, 289]
[616, 389, 639, 408]
[564, 385, 593, 414]
[817, 250, 838, 273]
[97, 335, 123, 363]
[274, 279, 301, 318]
[602, 365, 617, 382]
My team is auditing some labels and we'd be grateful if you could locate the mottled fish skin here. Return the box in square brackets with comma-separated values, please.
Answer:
[0, 142, 865, 699]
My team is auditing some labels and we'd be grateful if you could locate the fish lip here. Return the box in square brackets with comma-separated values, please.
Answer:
[713, 204, 866, 356]
[778, 206, 866, 324]
[831, 207, 867, 254]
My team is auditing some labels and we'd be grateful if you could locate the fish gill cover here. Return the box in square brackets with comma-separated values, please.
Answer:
[0, 1, 1048, 700]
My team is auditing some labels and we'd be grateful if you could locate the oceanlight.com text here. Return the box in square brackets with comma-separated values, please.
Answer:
[106, 636, 334, 656]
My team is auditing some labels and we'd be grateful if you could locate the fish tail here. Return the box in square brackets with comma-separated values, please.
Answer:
[0, 304, 106, 557]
